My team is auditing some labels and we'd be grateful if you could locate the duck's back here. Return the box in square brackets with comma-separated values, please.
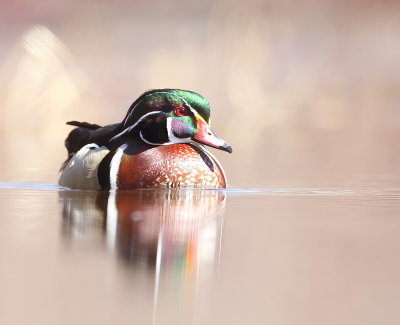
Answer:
[64, 122, 120, 158]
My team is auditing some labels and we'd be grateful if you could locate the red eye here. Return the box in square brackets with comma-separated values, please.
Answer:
[174, 106, 188, 117]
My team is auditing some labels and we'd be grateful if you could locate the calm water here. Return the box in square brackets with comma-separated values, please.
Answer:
[0, 183, 399, 325]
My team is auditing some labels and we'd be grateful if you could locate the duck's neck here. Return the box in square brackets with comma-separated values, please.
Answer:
[108, 114, 170, 153]
[110, 125, 171, 156]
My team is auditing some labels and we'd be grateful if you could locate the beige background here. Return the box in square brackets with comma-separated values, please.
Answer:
[0, 0, 399, 188]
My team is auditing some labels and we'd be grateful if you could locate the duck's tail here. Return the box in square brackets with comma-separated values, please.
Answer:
[66, 121, 102, 130]
[60, 121, 102, 171]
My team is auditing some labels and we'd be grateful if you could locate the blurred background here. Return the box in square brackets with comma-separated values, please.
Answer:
[0, 0, 399, 188]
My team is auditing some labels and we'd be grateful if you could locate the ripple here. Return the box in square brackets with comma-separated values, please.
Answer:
[0, 182, 400, 198]
[0, 182, 63, 191]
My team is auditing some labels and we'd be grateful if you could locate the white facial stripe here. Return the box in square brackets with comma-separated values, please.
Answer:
[174, 94, 194, 110]
[139, 131, 168, 146]
[166, 117, 191, 144]
[109, 144, 127, 189]
[123, 94, 150, 126]
[120, 91, 208, 145]
[171, 94, 211, 123]
[111, 111, 161, 142]
[124, 91, 175, 126]
[170, 93, 202, 119]
[124, 91, 190, 126]
[124, 91, 203, 127]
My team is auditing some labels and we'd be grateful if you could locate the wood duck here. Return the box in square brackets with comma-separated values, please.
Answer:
[58, 89, 232, 190]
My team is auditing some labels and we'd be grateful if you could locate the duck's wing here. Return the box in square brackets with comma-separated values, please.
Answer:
[59, 143, 110, 189]
[61, 121, 121, 171]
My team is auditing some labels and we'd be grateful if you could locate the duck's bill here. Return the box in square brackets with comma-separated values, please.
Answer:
[192, 118, 232, 153]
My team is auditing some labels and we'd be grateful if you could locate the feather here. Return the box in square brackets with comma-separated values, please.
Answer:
[58, 144, 110, 189]
[66, 121, 102, 130]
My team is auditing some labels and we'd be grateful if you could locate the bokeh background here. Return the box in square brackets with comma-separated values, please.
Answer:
[1, 0, 399, 188]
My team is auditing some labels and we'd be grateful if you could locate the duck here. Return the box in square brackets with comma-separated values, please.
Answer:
[58, 89, 232, 190]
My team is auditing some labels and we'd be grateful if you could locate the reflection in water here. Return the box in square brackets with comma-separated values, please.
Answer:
[59, 189, 226, 324]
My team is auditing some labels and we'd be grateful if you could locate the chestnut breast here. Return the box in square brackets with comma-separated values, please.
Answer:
[117, 144, 226, 189]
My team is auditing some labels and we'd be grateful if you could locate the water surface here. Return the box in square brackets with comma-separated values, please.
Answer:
[0, 183, 399, 325]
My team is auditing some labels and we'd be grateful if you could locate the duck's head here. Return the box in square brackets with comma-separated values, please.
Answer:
[111, 89, 232, 153]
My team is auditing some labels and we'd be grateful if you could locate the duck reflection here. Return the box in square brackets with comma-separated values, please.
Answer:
[59, 189, 226, 324]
